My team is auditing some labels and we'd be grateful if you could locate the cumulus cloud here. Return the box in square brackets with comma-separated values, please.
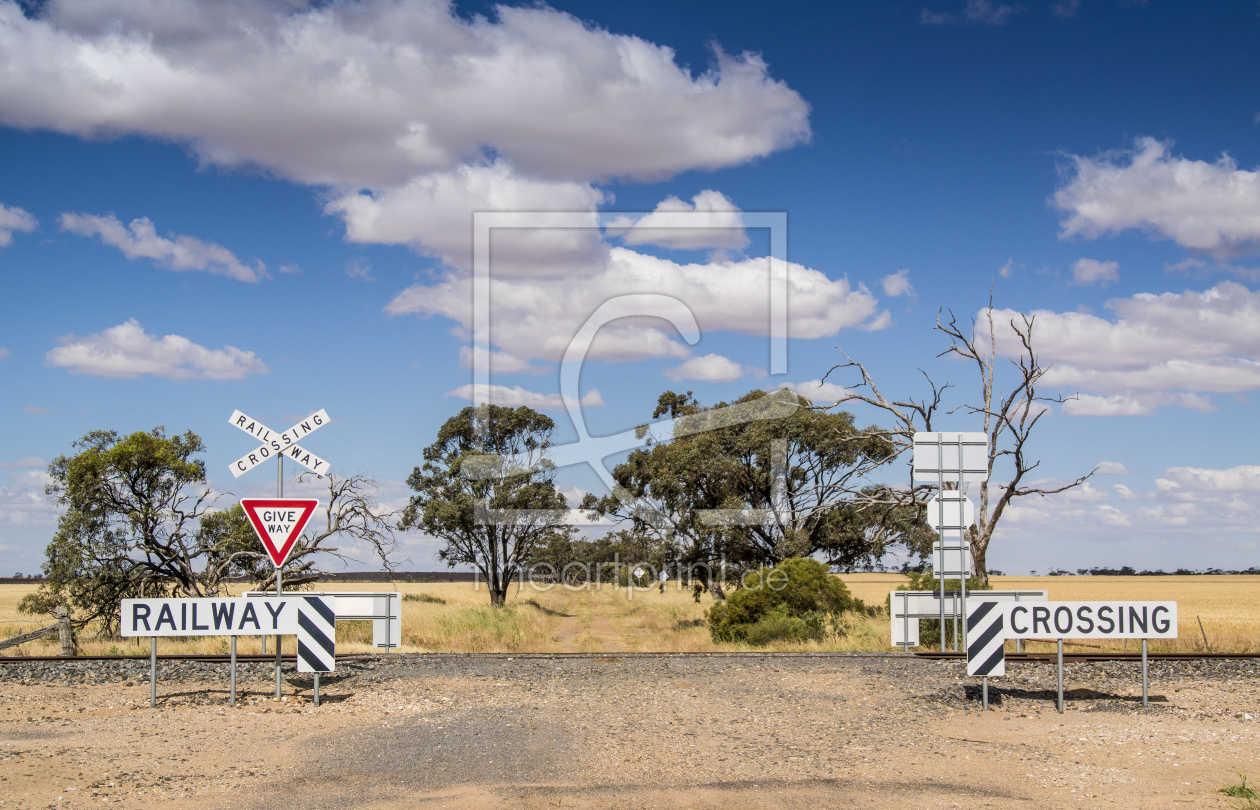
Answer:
[922, 0, 1018, 26]
[881, 268, 915, 297]
[663, 353, 746, 382]
[1156, 465, 1260, 494]
[458, 346, 545, 375]
[387, 248, 883, 363]
[1094, 461, 1130, 475]
[0, 456, 44, 469]
[46, 318, 268, 380]
[1071, 258, 1119, 286]
[0, 202, 36, 246]
[988, 281, 1260, 412]
[59, 213, 264, 282]
[769, 379, 851, 406]
[606, 190, 748, 251]
[444, 383, 604, 411]
[0, 1, 808, 189]
[0, 468, 58, 528]
[326, 161, 608, 274]
[1053, 137, 1260, 258]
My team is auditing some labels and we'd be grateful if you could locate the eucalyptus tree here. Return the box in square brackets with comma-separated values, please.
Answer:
[400, 404, 574, 607]
[583, 388, 924, 596]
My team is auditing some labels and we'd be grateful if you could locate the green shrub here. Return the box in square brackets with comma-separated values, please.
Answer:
[708, 558, 864, 644]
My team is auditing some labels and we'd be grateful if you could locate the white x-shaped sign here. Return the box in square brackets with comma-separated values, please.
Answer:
[228, 409, 332, 478]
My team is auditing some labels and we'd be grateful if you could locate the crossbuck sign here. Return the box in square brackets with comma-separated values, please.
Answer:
[228, 409, 332, 478]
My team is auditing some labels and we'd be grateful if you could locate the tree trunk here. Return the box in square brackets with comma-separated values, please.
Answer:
[489, 585, 507, 607]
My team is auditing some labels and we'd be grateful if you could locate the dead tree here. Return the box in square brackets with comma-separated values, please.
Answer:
[824, 293, 1094, 583]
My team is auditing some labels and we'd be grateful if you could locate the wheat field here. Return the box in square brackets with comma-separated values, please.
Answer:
[0, 574, 1255, 655]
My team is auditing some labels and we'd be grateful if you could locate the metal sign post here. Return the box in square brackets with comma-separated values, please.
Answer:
[913, 432, 987, 652]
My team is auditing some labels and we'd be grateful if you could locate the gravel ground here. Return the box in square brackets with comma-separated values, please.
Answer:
[1, 653, 1257, 809]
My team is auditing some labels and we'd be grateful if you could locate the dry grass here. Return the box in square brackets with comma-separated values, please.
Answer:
[1, 574, 1257, 655]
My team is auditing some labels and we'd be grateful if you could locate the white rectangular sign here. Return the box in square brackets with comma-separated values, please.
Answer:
[912, 432, 989, 483]
[1002, 601, 1178, 640]
[245, 590, 400, 649]
[120, 598, 301, 637]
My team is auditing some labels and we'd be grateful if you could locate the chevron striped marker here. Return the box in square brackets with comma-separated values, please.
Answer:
[297, 596, 336, 674]
[966, 600, 1005, 677]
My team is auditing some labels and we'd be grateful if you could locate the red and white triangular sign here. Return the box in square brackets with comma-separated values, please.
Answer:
[240, 498, 320, 567]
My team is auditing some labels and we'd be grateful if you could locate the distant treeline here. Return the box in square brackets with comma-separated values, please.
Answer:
[1046, 566, 1260, 577]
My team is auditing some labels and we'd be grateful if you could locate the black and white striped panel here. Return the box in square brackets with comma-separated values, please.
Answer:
[966, 600, 1005, 677]
[297, 596, 336, 673]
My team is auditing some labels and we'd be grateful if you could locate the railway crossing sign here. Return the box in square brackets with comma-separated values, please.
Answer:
[241, 498, 320, 567]
[228, 409, 333, 478]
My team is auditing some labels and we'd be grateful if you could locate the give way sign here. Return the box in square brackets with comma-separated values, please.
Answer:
[241, 499, 320, 567]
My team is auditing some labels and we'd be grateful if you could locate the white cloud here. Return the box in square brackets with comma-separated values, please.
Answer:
[1070, 258, 1119, 286]
[0, 456, 44, 469]
[0, 347, 9, 360]
[326, 161, 608, 274]
[0, 468, 58, 528]
[345, 258, 374, 282]
[444, 383, 604, 411]
[59, 213, 264, 282]
[1095, 461, 1129, 475]
[1156, 465, 1260, 493]
[1053, 137, 1260, 258]
[1050, 0, 1081, 19]
[458, 346, 545, 375]
[46, 318, 268, 380]
[664, 353, 746, 382]
[1113, 484, 1141, 501]
[1061, 394, 1153, 416]
[998, 259, 1017, 279]
[769, 379, 851, 406]
[606, 190, 748, 251]
[0, 202, 36, 246]
[988, 281, 1260, 410]
[0, 1, 808, 189]
[881, 268, 915, 297]
[386, 248, 882, 363]
[1096, 504, 1131, 527]
[922, 0, 1018, 26]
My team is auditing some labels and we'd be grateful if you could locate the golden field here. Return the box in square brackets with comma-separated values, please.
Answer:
[0, 574, 1255, 656]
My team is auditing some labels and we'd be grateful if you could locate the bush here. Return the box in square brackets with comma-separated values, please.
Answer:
[708, 558, 864, 644]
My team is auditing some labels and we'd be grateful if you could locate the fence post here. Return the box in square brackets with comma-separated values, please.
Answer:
[56, 607, 73, 657]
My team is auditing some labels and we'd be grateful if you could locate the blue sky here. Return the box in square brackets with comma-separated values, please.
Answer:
[1, 0, 1259, 576]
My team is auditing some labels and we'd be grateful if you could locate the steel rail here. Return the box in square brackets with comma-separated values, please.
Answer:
[2, 650, 1257, 664]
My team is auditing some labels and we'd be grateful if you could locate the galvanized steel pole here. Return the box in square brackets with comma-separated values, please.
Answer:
[1142, 638, 1148, 708]
[275, 454, 283, 700]
[1057, 639, 1064, 714]
[150, 637, 157, 708]
[230, 636, 237, 705]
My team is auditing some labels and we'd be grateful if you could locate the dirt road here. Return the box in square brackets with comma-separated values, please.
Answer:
[1, 654, 1257, 808]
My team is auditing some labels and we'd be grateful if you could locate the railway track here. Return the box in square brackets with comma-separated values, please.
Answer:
[1, 650, 1256, 663]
